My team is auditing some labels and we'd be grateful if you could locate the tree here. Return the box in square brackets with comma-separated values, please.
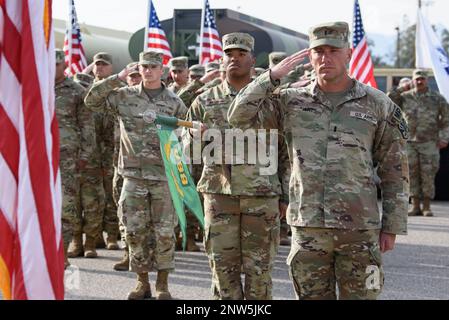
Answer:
[367, 39, 391, 68]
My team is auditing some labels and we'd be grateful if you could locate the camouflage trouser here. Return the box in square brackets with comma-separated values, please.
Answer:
[60, 149, 80, 248]
[75, 168, 105, 238]
[407, 141, 440, 199]
[203, 193, 280, 300]
[287, 227, 384, 300]
[175, 211, 199, 239]
[103, 166, 119, 237]
[118, 177, 176, 273]
[112, 167, 125, 242]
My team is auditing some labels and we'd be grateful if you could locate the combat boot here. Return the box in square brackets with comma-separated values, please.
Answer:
[96, 233, 106, 249]
[127, 272, 152, 300]
[155, 270, 172, 300]
[186, 232, 200, 252]
[106, 234, 119, 250]
[113, 248, 129, 271]
[408, 197, 421, 216]
[67, 233, 84, 258]
[84, 236, 98, 258]
[422, 198, 434, 217]
[279, 228, 290, 246]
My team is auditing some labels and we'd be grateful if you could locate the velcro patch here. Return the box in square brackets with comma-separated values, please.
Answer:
[349, 111, 378, 125]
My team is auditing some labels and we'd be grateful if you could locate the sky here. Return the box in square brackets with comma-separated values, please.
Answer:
[53, 0, 448, 36]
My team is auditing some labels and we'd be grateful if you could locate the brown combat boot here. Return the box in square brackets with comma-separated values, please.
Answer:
[186, 232, 200, 252]
[127, 272, 152, 300]
[155, 270, 172, 300]
[408, 197, 421, 216]
[96, 233, 106, 249]
[422, 198, 434, 217]
[67, 233, 84, 258]
[84, 236, 98, 258]
[106, 234, 119, 250]
[279, 228, 290, 246]
[113, 249, 129, 271]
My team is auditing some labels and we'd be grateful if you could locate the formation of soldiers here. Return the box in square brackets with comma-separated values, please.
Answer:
[54, 20, 449, 300]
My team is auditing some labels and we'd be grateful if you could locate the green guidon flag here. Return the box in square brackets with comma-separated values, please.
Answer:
[143, 110, 204, 250]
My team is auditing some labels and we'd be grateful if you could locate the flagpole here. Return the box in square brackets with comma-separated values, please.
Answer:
[67, 0, 73, 74]
[144, 0, 151, 52]
[199, 0, 206, 64]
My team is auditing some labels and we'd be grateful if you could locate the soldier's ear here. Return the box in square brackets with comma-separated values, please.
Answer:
[346, 48, 353, 64]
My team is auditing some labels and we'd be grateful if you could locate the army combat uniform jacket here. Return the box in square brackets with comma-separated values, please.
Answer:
[84, 75, 187, 181]
[228, 71, 410, 235]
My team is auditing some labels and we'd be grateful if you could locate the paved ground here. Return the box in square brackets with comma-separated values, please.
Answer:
[2, 202, 448, 300]
[61, 201, 449, 300]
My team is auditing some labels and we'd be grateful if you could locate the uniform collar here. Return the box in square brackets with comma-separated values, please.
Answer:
[309, 78, 367, 107]
[138, 81, 167, 99]
[222, 80, 239, 97]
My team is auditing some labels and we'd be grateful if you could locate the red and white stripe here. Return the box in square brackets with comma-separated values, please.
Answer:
[0, 0, 64, 300]
[349, 37, 377, 87]
[63, 0, 87, 76]
[146, 27, 172, 65]
[200, 27, 223, 65]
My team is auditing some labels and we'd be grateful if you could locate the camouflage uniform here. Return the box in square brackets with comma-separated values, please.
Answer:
[228, 22, 409, 300]
[186, 33, 289, 300]
[84, 60, 187, 274]
[55, 77, 92, 248]
[400, 87, 449, 199]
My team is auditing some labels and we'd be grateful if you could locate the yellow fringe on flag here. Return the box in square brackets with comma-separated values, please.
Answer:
[0, 255, 12, 300]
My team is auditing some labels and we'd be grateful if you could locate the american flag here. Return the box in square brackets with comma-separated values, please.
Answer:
[349, 0, 377, 88]
[0, 0, 64, 299]
[63, 0, 87, 76]
[199, 0, 223, 65]
[144, 0, 172, 65]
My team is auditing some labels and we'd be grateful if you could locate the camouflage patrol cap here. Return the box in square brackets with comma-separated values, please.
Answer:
[189, 64, 205, 77]
[206, 62, 220, 73]
[93, 52, 113, 65]
[222, 32, 255, 52]
[413, 69, 428, 80]
[269, 52, 288, 68]
[169, 56, 189, 71]
[254, 67, 266, 77]
[308, 21, 349, 49]
[73, 73, 94, 88]
[126, 62, 140, 75]
[139, 51, 163, 66]
[55, 49, 65, 64]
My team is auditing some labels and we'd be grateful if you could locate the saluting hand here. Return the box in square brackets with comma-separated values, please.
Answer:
[200, 69, 220, 84]
[118, 63, 138, 81]
[270, 49, 309, 81]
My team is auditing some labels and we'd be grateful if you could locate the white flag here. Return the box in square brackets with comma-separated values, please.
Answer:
[416, 10, 449, 101]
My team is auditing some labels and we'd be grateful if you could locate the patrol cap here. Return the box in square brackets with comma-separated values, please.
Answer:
[73, 73, 94, 88]
[139, 51, 163, 66]
[206, 62, 220, 73]
[222, 32, 255, 52]
[93, 52, 113, 65]
[308, 21, 350, 49]
[413, 69, 428, 80]
[169, 56, 189, 71]
[398, 77, 411, 86]
[126, 62, 140, 75]
[269, 52, 288, 68]
[55, 49, 65, 64]
[254, 67, 266, 77]
[189, 64, 205, 77]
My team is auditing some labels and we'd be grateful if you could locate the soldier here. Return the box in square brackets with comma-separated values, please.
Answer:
[186, 33, 289, 300]
[113, 62, 142, 271]
[228, 22, 410, 300]
[206, 61, 220, 74]
[189, 64, 206, 82]
[400, 70, 449, 217]
[387, 77, 412, 107]
[54, 49, 93, 268]
[74, 73, 94, 89]
[168, 56, 189, 94]
[85, 51, 187, 300]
